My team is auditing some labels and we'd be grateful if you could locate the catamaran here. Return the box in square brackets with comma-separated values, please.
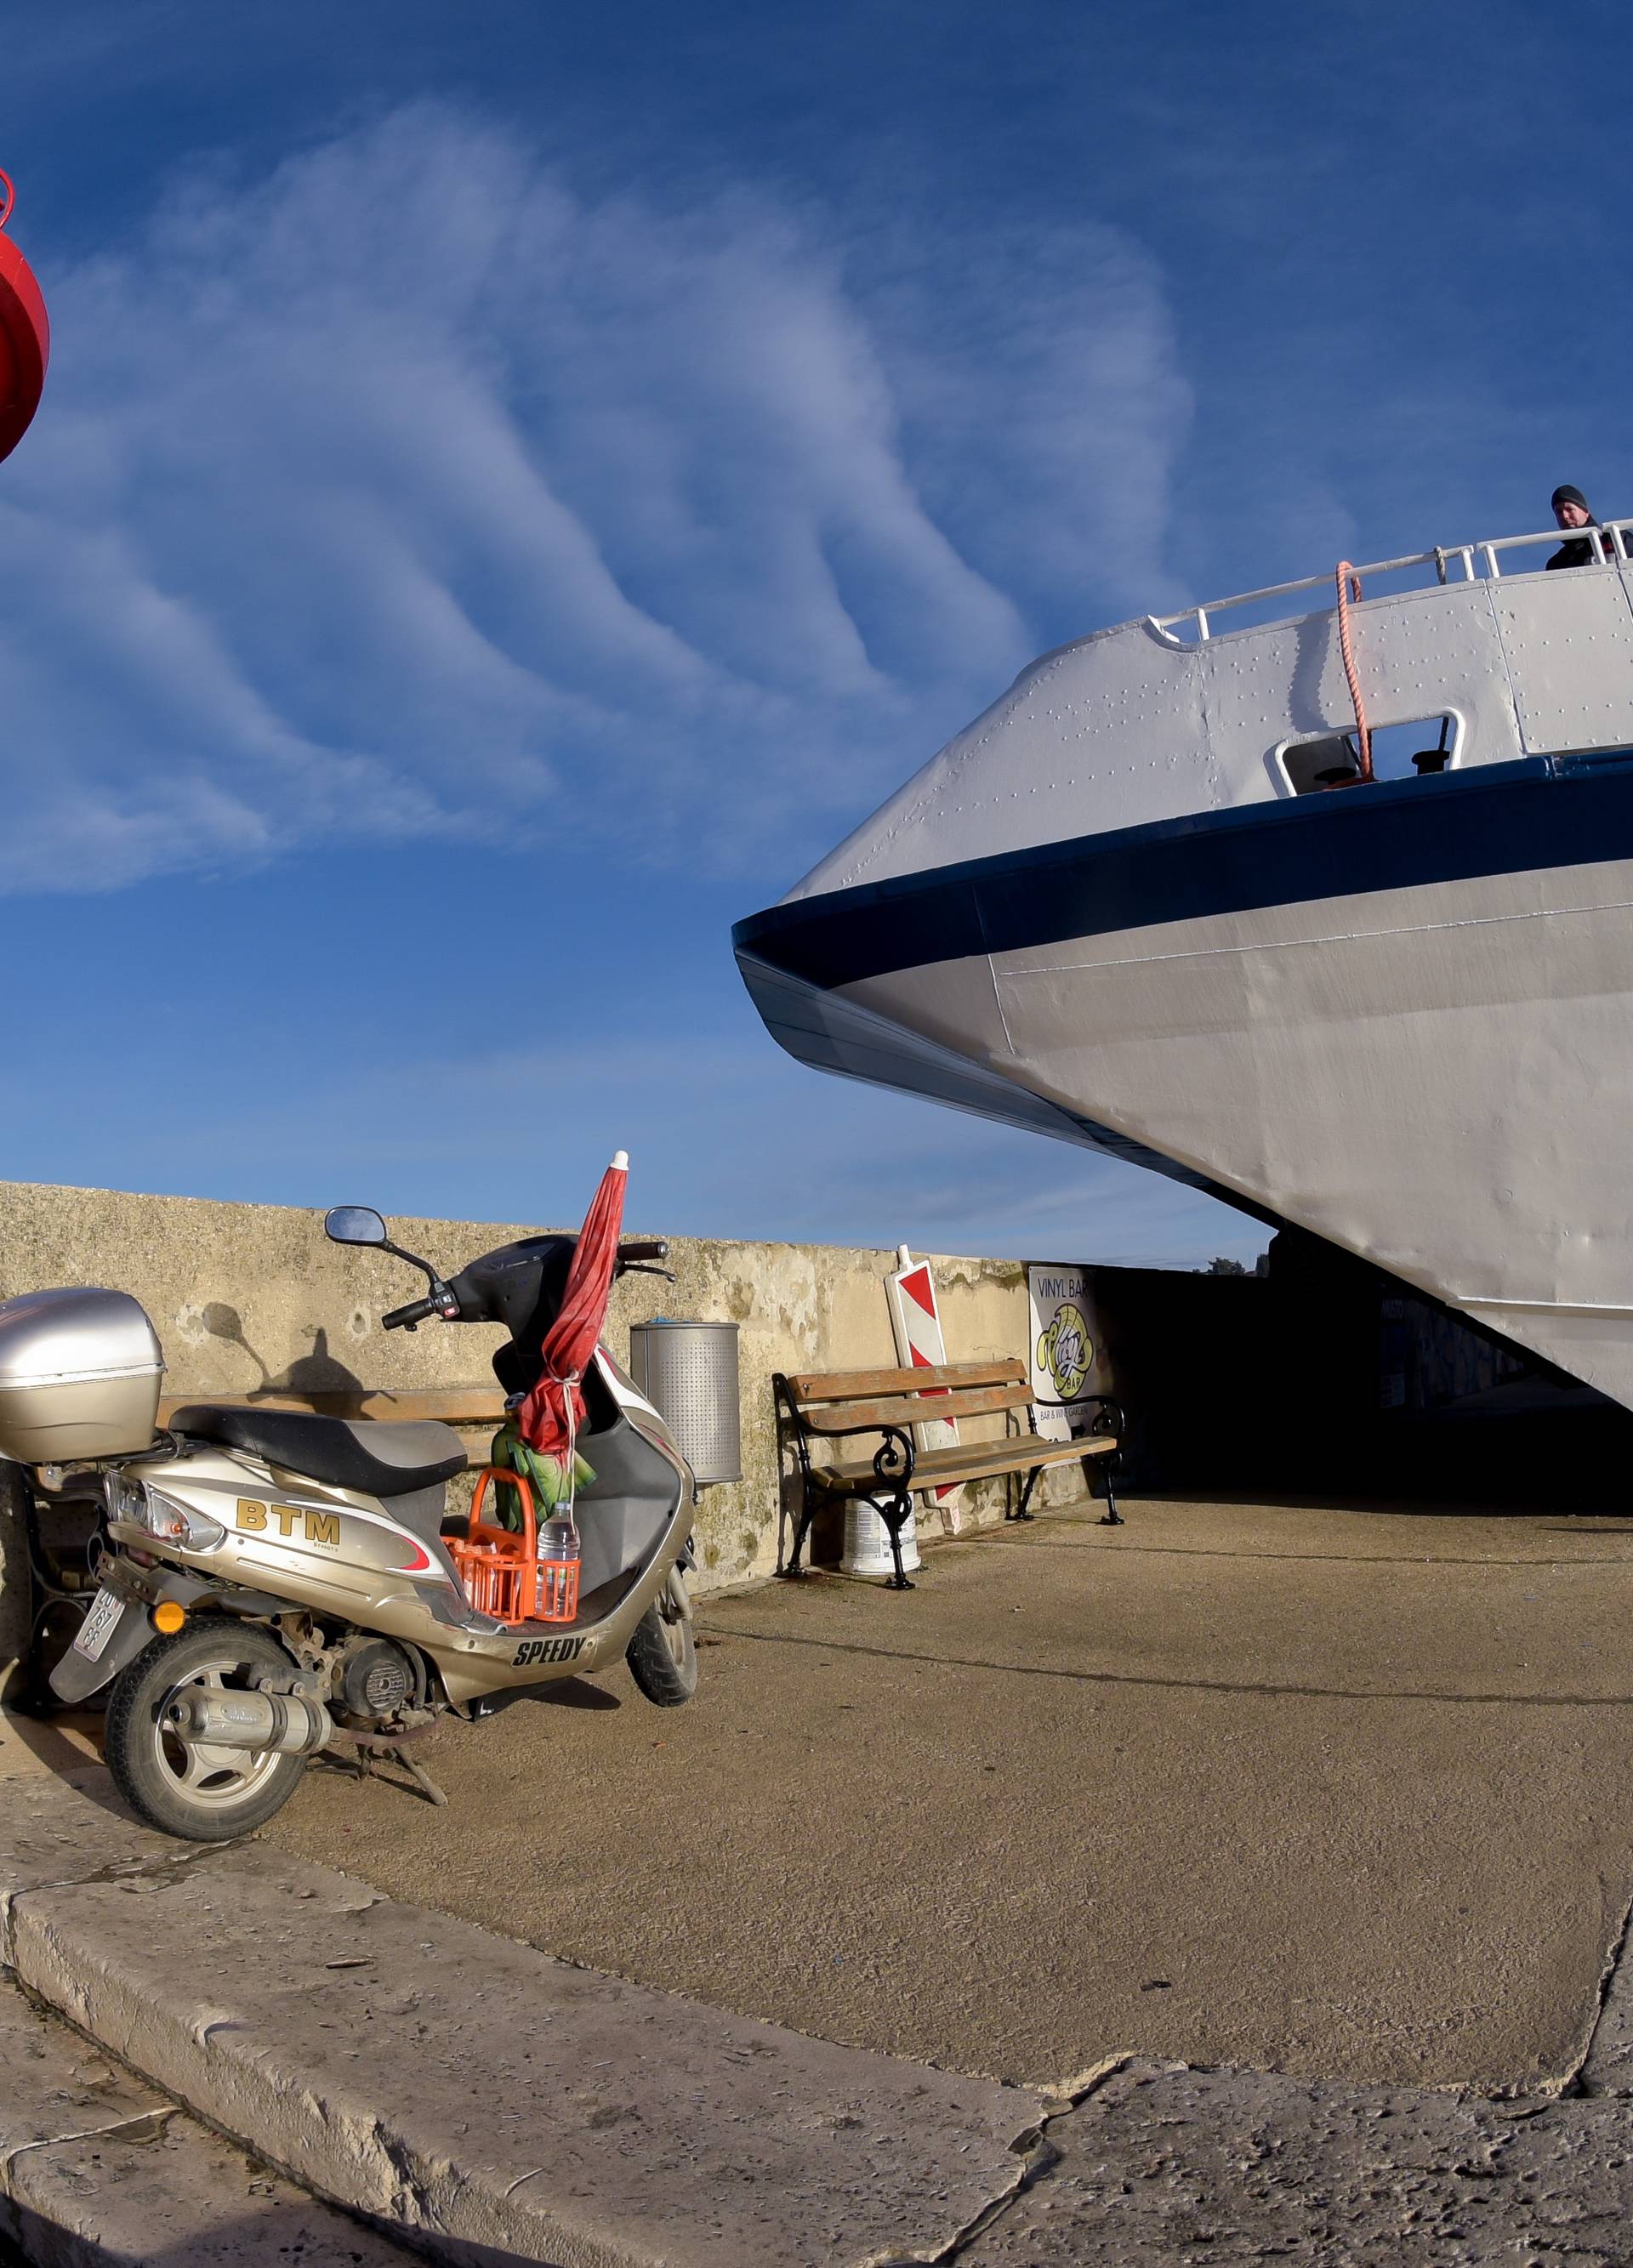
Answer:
[735, 520, 1633, 1409]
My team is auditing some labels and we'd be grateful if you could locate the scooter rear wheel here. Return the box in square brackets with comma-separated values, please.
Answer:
[105, 1621, 309, 1842]
[624, 1565, 697, 1706]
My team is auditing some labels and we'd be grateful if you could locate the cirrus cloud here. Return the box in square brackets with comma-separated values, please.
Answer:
[0, 104, 1192, 893]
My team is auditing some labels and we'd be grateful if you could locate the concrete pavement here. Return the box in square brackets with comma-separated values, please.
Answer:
[5, 1750, 1633, 2265]
[953, 2056, 1633, 2265]
[0, 1970, 418, 2267]
[269, 1492, 1633, 2092]
[0, 1769, 1044, 2266]
[9, 1491, 1633, 2262]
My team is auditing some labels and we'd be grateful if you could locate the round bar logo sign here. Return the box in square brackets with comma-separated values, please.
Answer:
[1037, 1302, 1093, 1400]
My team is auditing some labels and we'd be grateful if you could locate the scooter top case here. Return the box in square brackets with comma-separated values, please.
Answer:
[71, 1345, 691, 1709]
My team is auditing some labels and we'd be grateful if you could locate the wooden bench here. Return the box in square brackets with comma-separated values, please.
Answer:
[774, 1358, 1124, 1590]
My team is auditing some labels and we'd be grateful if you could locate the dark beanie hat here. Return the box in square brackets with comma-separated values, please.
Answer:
[1552, 483, 1590, 513]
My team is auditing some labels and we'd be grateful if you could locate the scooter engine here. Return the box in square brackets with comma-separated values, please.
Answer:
[337, 1638, 418, 1725]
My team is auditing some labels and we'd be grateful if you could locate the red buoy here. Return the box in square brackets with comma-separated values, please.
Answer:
[0, 173, 48, 464]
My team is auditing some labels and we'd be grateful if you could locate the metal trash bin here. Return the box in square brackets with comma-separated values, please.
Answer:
[627, 1319, 742, 1486]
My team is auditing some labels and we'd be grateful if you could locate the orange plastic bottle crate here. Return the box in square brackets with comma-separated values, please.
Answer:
[447, 1467, 581, 1627]
[447, 1466, 535, 1625]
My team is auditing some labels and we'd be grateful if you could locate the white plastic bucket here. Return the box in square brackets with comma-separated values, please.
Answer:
[840, 1495, 921, 1577]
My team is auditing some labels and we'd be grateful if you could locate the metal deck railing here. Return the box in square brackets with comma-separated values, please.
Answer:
[1151, 518, 1633, 646]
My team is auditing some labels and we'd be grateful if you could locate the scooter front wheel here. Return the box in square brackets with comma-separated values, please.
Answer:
[105, 1621, 309, 1842]
[624, 1564, 697, 1706]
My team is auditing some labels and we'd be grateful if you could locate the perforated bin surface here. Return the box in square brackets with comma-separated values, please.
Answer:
[628, 1320, 741, 1486]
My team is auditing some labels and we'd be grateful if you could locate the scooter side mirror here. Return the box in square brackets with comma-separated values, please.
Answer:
[325, 1206, 389, 1247]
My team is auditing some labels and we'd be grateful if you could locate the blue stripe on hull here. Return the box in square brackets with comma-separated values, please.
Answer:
[734, 750, 1633, 992]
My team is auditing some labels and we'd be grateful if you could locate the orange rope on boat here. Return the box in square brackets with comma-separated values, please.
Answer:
[1334, 561, 1372, 781]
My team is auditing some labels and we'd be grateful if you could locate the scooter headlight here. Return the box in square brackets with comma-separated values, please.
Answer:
[102, 1470, 146, 1526]
[105, 1475, 225, 1553]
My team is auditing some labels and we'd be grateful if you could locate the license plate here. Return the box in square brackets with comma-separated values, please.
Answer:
[71, 1587, 125, 1662]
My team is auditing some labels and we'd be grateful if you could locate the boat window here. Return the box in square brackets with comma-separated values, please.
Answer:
[1280, 713, 1459, 796]
[1283, 733, 1363, 794]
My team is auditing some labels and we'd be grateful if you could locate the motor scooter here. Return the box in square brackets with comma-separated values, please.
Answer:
[4, 1202, 697, 1842]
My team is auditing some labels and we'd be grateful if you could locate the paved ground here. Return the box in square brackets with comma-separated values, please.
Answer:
[0, 1967, 419, 2267]
[0, 1771, 1046, 2267]
[953, 2057, 1633, 2264]
[264, 1492, 1633, 2095]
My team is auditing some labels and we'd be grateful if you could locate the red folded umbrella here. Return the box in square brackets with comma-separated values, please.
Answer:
[517, 1150, 628, 1464]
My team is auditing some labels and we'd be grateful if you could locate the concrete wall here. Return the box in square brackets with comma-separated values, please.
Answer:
[0, 1179, 1100, 1673]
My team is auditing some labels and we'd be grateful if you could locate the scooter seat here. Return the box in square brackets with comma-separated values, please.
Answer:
[170, 1406, 469, 1497]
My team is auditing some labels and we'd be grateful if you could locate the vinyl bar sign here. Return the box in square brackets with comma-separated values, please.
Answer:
[1027, 1266, 1103, 1441]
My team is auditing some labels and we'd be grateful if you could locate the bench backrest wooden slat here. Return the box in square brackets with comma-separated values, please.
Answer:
[784, 1358, 1023, 1404]
[159, 1387, 506, 1430]
[799, 1380, 1033, 1434]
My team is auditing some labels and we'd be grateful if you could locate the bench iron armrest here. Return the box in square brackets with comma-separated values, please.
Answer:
[772, 1378, 919, 1487]
[1029, 1391, 1125, 1440]
[808, 1415, 919, 1492]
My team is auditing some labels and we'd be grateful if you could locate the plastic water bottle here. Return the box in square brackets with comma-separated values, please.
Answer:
[536, 1509, 582, 1623]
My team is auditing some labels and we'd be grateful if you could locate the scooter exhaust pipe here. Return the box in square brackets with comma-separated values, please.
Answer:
[165, 1689, 333, 1756]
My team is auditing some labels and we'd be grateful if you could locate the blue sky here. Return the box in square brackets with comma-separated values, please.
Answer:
[0, 2, 1622, 1262]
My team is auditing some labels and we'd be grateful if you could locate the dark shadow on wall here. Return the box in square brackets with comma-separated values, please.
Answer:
[199, 1304, 366, 1401]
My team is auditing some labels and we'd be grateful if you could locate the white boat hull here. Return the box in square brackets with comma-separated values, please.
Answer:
[739, 538, 1633, 1412]
[738, 753, 1633, 1408]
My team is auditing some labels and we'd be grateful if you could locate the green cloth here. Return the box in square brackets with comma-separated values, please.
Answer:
[486, 1418, 595, 1527]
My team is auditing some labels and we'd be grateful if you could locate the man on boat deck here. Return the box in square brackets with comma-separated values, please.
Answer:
[1546, 484, 1609, 570]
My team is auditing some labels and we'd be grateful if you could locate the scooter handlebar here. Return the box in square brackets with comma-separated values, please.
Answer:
[618, 1241, 669, 1264]
[381, 1294, 438, 1332]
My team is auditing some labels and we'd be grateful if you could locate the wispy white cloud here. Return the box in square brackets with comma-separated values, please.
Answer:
[0, 104, 1191, 894]
[865, 219, 1194, 622]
